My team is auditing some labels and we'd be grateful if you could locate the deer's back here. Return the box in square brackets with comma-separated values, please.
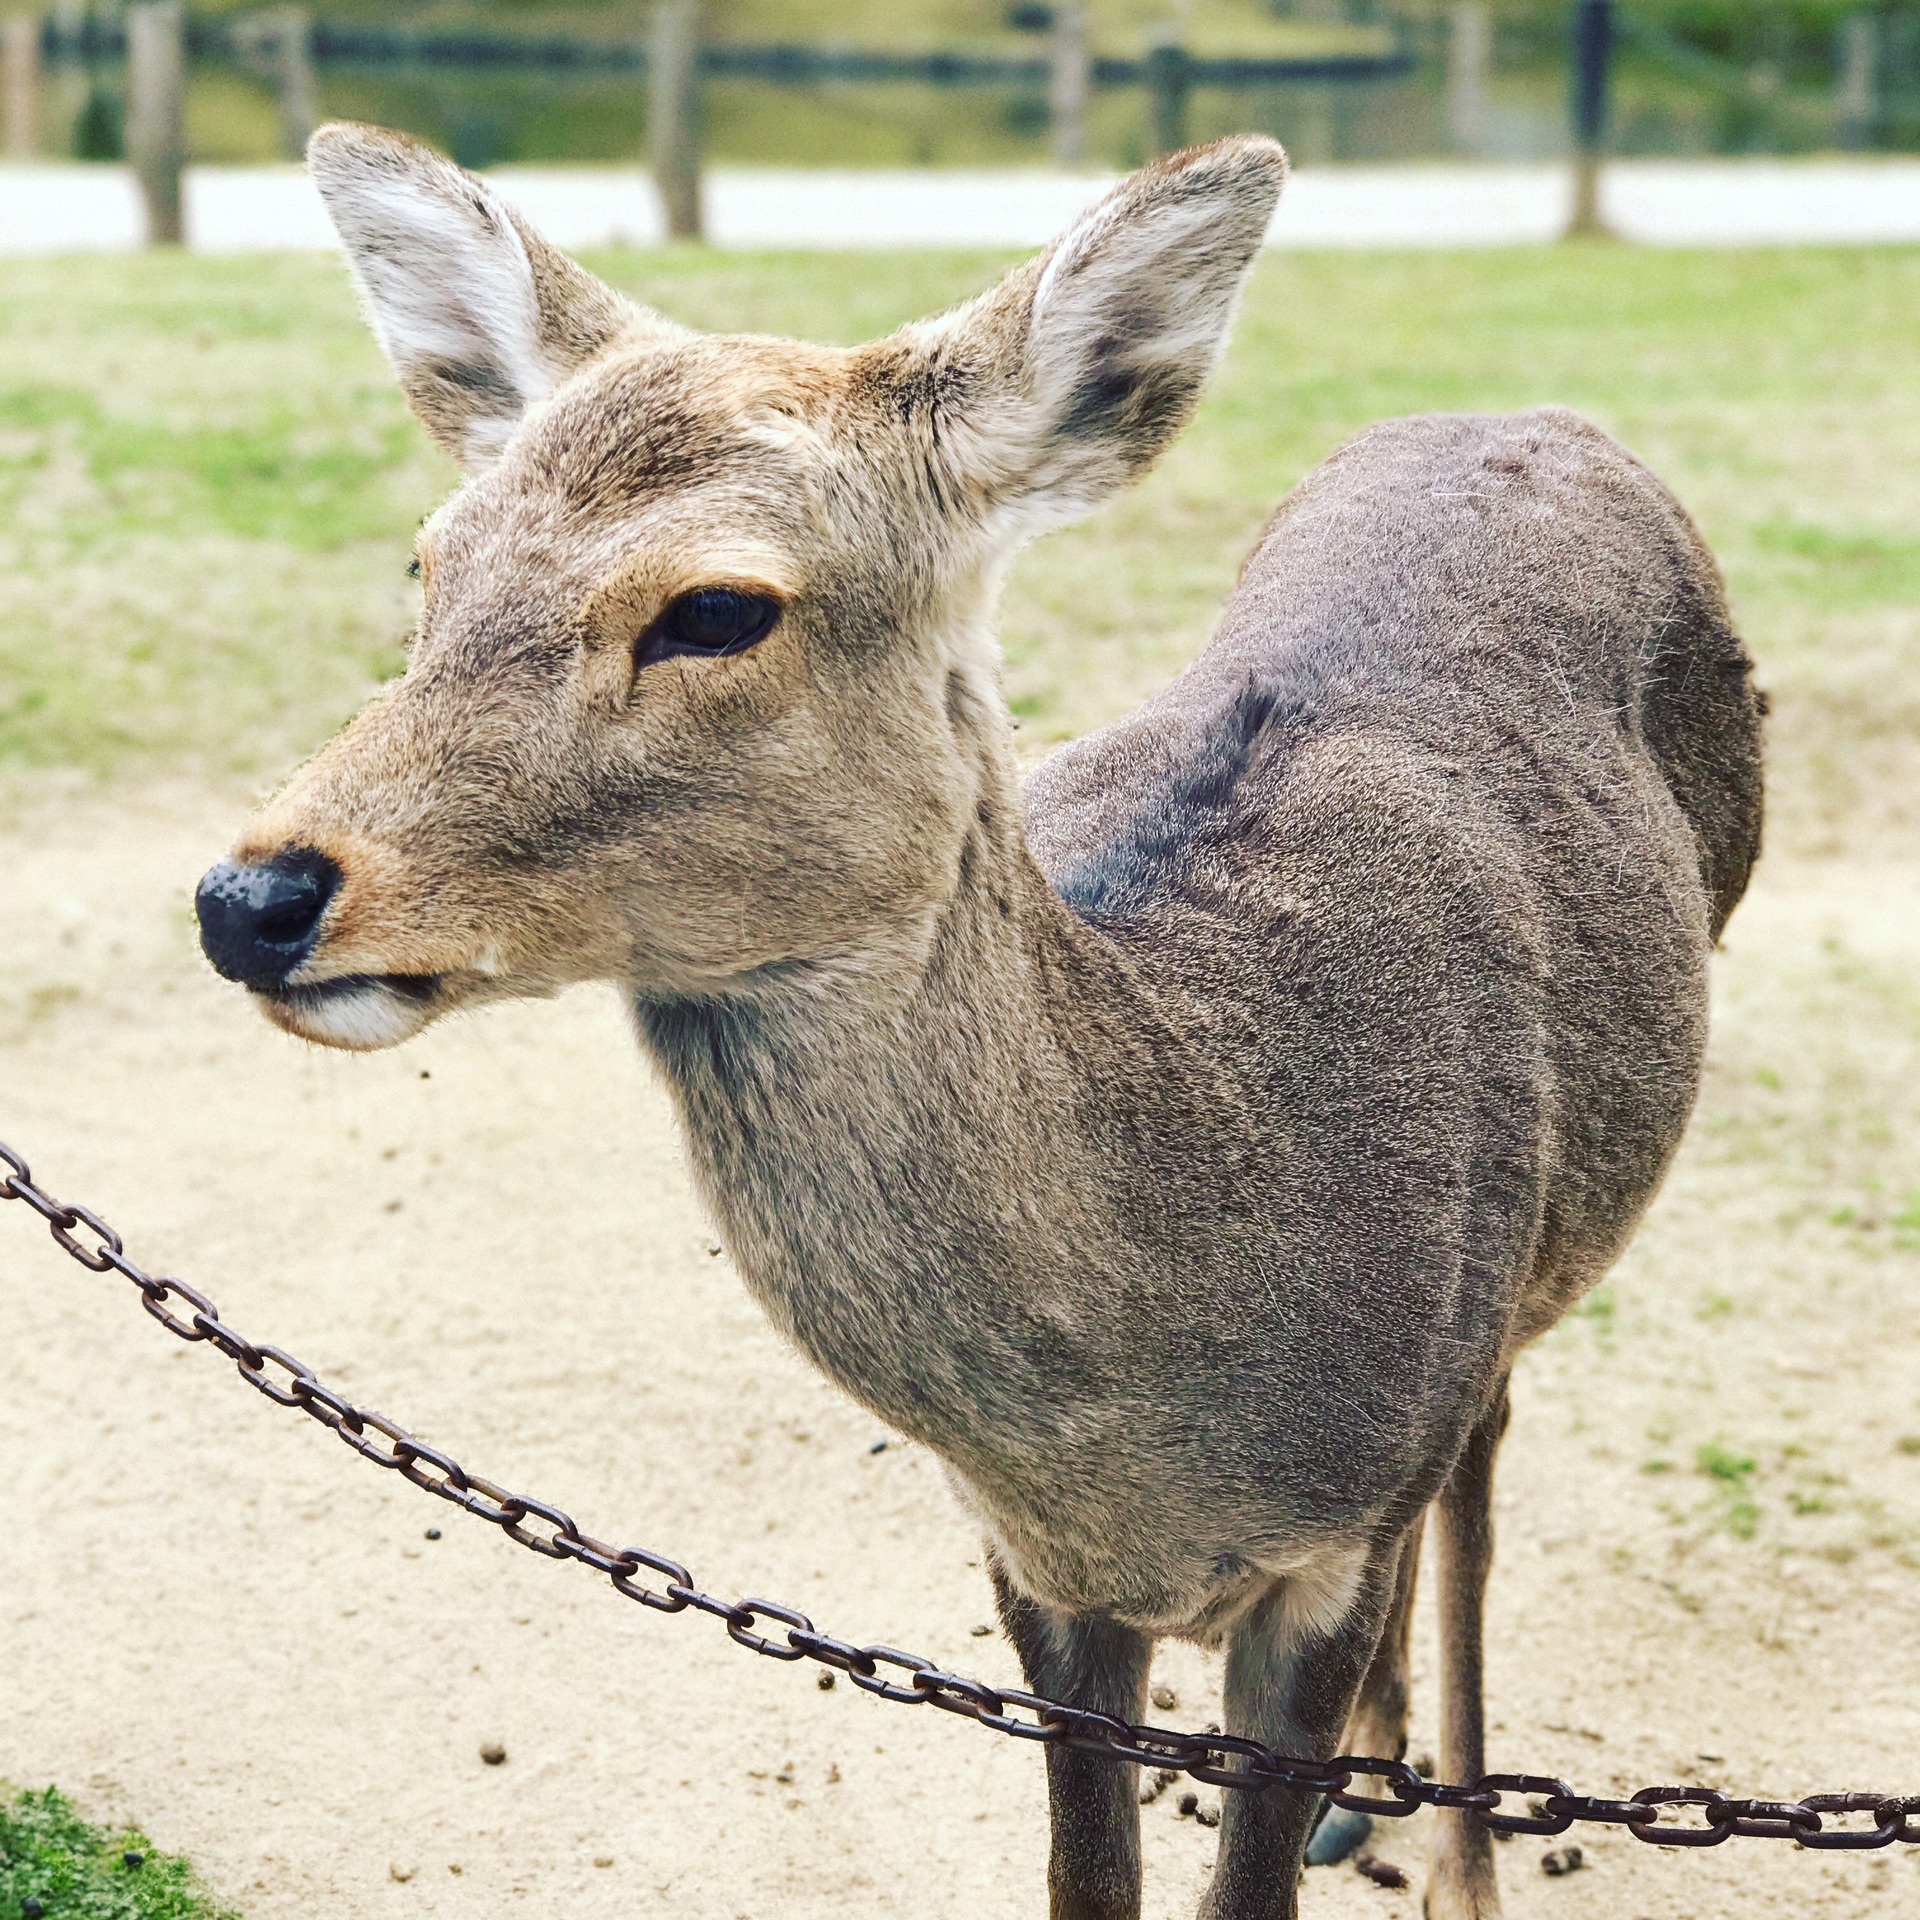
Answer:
[1024, 408, 1763, 1399]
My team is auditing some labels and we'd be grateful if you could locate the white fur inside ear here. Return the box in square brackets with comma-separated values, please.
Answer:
[980, 144, 1282, 529]
[319, 150, 554, 464]
[1029, 193, 1235, 392]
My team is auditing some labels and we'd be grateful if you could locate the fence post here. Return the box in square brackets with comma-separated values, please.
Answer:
[1049, 0, 1088, 169]
[1144, 38, 1190, 158]
[126, 0, 185, 244]
[650, 0, 702, 241]
[1567, 0, 1612, 238]
[232, 6, 316, 159]
[1447, 2, 1486, 155]
[1834, 13, 1879, 151]
[3, 11, 41, 158]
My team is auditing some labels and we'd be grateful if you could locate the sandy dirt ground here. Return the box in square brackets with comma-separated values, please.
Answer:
[2, 779, 1918, 1920]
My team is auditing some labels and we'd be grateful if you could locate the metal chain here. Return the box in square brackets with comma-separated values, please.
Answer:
[4, 1135, 1917, 1854]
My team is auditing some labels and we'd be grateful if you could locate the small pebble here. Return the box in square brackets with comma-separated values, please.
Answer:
[706, 1242, 723, 1257]
[817, 1671, 836, 1691]
[123, 1852, 145, 1869]
[1177, 1791, 1199, 1818]
[1411, 1753, 1435, 1778]
[1195, 1802, 1220, 1829]
[1138, 1767, 1179, 1806]
[593, 1857, 613, 1869]
[868, 1439, 889, 1454]
[480, 1743, 507, 1766]
[424, 1528, 441, 1541]
[1354, 1854, 1408, 1890]
[390, 1864, 416, 1884]
[1150, 1683, 1178, 1711]
[23, 1900, 44, 1919]
[970, 1623, 994, 1637]
[1541, 1845, 1584, 1878]
[418, 1070, 430, 1080]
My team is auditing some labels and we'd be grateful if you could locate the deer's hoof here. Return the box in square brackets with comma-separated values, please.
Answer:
[1305, 1804, 1371, 1868]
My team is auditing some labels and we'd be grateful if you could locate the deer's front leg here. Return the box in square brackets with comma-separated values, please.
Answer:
[990, 1557, 1153, 1920]
[1198, 1544, 1404, 1920]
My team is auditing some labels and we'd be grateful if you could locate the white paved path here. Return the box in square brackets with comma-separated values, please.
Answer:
[2, 156, 1918, 255]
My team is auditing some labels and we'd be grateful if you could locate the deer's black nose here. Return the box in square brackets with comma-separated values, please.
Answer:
[196, 850, 341, 990]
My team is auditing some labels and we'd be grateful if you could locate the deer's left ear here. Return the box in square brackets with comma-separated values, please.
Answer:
[894, 136, 1286, 534]
[309, 121, 687, 471]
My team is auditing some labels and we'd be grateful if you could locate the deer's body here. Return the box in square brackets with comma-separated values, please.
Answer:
[653, 406, 1758, 1643]
[196, 127, 1763, 1919]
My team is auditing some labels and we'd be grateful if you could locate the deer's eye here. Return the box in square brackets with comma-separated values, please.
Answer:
[638, 588, 780, 667]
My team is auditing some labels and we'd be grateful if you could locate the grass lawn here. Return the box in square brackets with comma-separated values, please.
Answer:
[3, 242, 1917, 863]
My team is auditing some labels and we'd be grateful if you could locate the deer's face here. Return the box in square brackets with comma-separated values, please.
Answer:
[197, 124, 1284, 1048]
[209, 337, 997, 1048]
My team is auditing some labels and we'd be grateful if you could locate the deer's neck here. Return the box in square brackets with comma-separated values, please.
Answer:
[630, 717, 1226, 1460]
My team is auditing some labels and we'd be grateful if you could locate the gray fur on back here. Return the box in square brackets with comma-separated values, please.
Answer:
[1015, 404, 1763, 1547]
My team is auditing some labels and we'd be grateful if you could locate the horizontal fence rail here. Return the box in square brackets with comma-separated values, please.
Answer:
[38, 17, 1416, 90]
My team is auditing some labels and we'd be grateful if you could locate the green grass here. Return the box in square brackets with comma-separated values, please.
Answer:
[4, 241, 1916, 860]
[0, 1787, 236, 1920]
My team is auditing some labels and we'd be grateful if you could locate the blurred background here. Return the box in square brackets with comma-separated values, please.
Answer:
[1, 1, 1916, 181]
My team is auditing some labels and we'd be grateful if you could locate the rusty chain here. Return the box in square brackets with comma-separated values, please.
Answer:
[5, 1135, 1917, 1855]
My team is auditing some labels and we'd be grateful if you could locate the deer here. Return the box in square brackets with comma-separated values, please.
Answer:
[192, 124, 1765, 1919]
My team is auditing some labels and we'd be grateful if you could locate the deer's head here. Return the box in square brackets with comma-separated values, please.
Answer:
[196, 123, 1284, 1048]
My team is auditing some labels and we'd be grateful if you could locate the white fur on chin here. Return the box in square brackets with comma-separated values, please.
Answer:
[260, 980, 435, 1051]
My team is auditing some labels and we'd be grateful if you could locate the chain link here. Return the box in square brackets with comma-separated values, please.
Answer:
[5, 1137, 1917, 1854]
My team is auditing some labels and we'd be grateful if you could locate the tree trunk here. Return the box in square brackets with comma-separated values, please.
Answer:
[126, 1, 185, 245]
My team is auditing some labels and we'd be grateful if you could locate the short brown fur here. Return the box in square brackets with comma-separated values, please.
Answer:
[203, 125, 1765, 1918]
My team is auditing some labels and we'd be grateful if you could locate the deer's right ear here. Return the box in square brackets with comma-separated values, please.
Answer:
[309, 122, 684, 471]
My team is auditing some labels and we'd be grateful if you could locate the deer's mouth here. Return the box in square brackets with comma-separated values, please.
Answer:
[258, 971, 445, 1051]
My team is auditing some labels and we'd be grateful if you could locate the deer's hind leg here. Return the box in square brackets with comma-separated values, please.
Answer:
[1342, 1516, 1421, 1762]
[1423, 1377, 1511, 1920]
[1197, 1540, 1406, 1920]
[1305, 1518, 1424, 1867]
[991, 1558, 1154, 1920]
